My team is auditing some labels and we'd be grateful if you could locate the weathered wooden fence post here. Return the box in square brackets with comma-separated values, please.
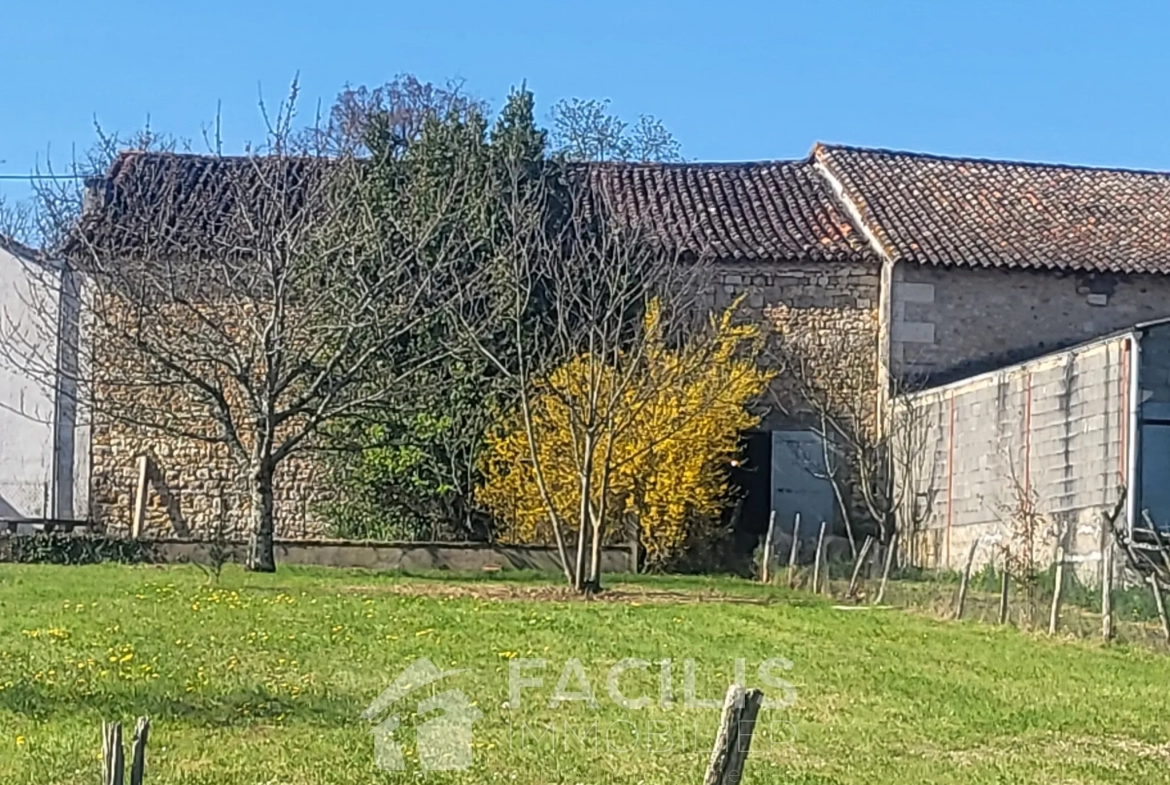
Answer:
[760, 511, 776, 584]
[997, 562, 1010, 625]
[129, 717, 150, 785]
[847, 536, 874, 599]
[703, 685, 764, 785]
[101, 716, 150, 785]
[1101, 538, 1114, 642]
[954, 538, 981, 620]
[1048, 543, 1067, 636]
[131, 456, 151, 539]
[101, 721, 124, 785]
[786, 513, 801, 588]
[1149, 574, 1170, 645]
[875, 532, 897, 605]
[812, 522, 827, 595]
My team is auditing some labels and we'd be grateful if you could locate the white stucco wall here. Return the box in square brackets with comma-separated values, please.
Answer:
[0, 244, 56, 518]
[0, 243, 89, 521]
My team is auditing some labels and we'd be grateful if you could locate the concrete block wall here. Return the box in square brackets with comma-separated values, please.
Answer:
[899, 335, 1129, 578]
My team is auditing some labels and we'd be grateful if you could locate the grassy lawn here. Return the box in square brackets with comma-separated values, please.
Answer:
[2, 564, 1169, 784]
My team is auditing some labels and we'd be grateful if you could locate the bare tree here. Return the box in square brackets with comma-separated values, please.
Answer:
[0, 97, 485, 571]
[549, 98, 683, 163]
[456, 156, 743, 591]
[0, 193, 35, 247]
[991, 456, 1060, 628]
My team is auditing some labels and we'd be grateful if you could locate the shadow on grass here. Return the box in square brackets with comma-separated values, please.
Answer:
[0, 681, 364, 727]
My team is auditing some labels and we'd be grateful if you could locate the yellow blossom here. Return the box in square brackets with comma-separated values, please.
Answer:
[477, 298, 772, 564]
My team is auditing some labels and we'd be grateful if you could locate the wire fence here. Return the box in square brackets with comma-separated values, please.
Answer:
[768, 541, 1170, 652]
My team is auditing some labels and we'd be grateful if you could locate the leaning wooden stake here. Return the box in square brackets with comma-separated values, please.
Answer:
[703, 685, 764, 785]
[130, 456, 151, 539]
[954, 538, 981, 620]
[875, 532, 897, 605]
[812, 521, 827, 595]
[847, 536, 874, 599]
[760, 511, 776, 584]
[786, 513, 801, 588]
[1149, 574, 1170, 645]
[1048, 543, 1067, 636]
[1101, 539, 1114, 642]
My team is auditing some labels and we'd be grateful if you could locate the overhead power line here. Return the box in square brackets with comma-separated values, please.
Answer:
[0, 173, 87, 181]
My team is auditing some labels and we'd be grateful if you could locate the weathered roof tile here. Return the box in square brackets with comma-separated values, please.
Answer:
[596, 159, 876, 262]
[816, 143, 1170, 274]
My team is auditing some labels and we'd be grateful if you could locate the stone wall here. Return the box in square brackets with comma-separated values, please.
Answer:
[891, 263, 1170, 386]
[90, 421, 330, 539]
[87, 295, 335, 539]
[705, 261, 882, 430]
[704, 261, 883, 538]
[89, 260, 883, 541]
[150, 538, 634, 573]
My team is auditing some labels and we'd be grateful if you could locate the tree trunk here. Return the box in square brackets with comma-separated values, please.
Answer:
[587, 518, 604, 592]
[246, 460, 277, 573]
[573, 518, 589, 592]
[573, 436, 595, 592]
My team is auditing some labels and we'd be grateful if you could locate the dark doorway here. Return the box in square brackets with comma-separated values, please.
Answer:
[725, 431, 772, 557]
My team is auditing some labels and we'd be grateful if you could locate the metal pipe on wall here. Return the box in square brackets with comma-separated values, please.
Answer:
[1126, 332, 1142, 536]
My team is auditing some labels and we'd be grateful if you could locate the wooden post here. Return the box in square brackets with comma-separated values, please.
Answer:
[1149, 574, 1170, 645]
[786, 513, 801, 588]
[875, 532, 897, 605]
[101, 717, 148, 785]
[812, 521, 827, 595]
[1048, 543, 1067, 636]
[760, 511, 776, 584]
[130, 456, 150, 539]
[702, 685, 764, 785]
[997, 564, 1010, 625]
[129, 717, 150, 785]
[1102, 539, 1114, 642]
[953, 538, 981, 620]
[628, 518, 640, 575]
[102, 721, 125, 785]
[847, 536, 874, 599]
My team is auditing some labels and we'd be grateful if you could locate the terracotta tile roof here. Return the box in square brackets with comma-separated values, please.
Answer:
[815, 143, 1170, 274]
[72, 152, 331, 260]
[74, 153, 877, 265]
[82, 147, 1170, 276]
[579, 161, 877, 263]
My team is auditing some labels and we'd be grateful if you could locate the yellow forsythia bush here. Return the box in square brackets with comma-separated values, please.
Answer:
[477, 300, 773, 565]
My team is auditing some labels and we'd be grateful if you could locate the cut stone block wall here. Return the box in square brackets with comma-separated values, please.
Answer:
[89, 259, 884, 540]
[892, 263, 1170, 386]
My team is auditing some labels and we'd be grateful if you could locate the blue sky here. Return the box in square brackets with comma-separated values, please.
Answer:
[4, 0, 1170, 203]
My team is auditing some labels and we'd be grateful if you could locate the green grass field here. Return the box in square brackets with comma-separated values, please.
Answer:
[2, 564, 1170, 784]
